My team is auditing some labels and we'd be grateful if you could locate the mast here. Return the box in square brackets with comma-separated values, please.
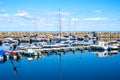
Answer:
[67, 19, 71, 35]
[74, 11, 77, 32]
[59, 8, 62, 39]
[74, 9, 77, 32]
[34, 16, 38, 36]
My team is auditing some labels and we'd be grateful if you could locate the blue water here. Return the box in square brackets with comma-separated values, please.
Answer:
[0, 46, 120, 80]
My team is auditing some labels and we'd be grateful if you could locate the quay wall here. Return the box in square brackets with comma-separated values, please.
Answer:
[0, 32, 120, 41]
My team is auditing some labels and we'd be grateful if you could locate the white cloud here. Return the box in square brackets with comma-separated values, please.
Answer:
[44, 23, 55, 26]
[0, 13, 10, 17]
[39, 17, 47, 21]
[13, 10, 31, 19]
[0, 8, 119, 31]
[94, 10, 103, 13]
[55, 11, 69, 16]
[71, 18, 78, 21]
[45, 11, 69, 16]
[61, 18, 66, 21]
[82, 18, 109, 21]
[0, 14, 11, 22]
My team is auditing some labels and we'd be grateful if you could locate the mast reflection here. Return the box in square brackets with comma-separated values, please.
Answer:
[9, 53, 21, 75]
[58, 53, 62, 80]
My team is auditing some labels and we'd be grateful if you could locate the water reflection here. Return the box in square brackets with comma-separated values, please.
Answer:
[24, 53, 44, 61]
[1, 49, 120, 65]
[0, 49, 120, 77]
[0, 55, 7, 64]
[91, 50, 119, 57]
[9, 53, 21, 75]
[10, 60, 20, 74]
[58, 53, 62, 80]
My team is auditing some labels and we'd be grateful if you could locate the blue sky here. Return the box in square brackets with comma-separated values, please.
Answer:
[0, 0, 120, 31]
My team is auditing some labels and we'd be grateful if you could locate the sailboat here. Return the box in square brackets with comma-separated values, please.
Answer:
[56, 9, 70, 47]
[42, 9, 69, 48]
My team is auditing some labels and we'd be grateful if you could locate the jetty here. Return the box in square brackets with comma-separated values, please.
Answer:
[12, 46, 87, 54]
[0, 32, 120, 41]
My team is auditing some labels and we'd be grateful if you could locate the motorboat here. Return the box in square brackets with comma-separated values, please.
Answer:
[107, 41, 119, 50]
[90, 41, 109, 50]
[42, 44, 60, 48]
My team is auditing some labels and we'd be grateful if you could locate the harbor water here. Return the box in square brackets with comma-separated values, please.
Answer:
[0, 45, 120, 80]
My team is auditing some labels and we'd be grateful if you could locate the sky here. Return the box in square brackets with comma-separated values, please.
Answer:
[0, 0, 120, 32]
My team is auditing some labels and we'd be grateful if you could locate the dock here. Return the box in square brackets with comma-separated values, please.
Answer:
[12, 46, 88, 54]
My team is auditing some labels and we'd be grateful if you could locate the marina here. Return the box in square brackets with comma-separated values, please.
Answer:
[0, 31, 120, 59]
[0, 0, 120, 80]
[1, 31, 120, 80]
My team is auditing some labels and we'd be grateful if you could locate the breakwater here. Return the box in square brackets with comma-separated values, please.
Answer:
[0, 32, 120, 41]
